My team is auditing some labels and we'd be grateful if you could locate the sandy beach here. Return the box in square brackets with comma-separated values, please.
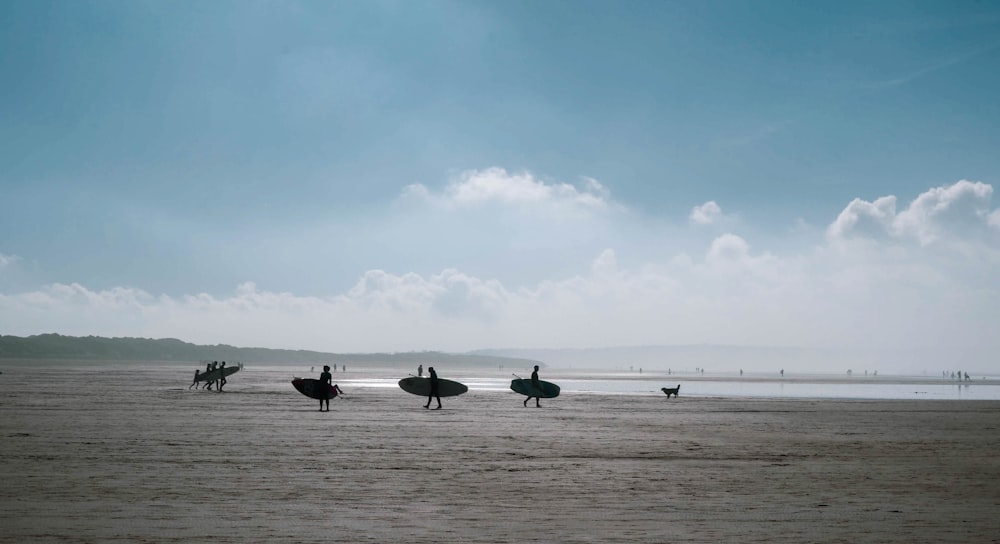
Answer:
[2, 363, 999, 543]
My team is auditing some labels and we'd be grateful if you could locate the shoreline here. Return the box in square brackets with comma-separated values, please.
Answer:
[1, 358, 996, 383]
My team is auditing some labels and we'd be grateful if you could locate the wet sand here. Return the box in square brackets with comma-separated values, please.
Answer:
[2, 363, 999, 543]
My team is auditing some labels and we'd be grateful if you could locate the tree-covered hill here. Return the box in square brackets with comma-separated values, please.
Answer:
[0, 333, 541, 368]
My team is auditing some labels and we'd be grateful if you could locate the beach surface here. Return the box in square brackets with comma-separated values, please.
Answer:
[1, 363, 999, 543]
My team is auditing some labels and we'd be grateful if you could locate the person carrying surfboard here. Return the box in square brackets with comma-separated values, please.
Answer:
[202, 362, 214, 390]
[319, 365, 333, 412]
[219, 361, 231, 392]
[524, 365, 542, 407]
[424, 366, 442, 410]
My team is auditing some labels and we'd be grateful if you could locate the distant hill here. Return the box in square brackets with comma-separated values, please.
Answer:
[0, 333, 542, 368]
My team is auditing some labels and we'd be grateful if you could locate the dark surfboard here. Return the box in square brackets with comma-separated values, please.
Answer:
[194, 365, 241, 383]
[510, 378, 560, 398]
[398, 376, 468, 397]
[292, 378, 341, 400]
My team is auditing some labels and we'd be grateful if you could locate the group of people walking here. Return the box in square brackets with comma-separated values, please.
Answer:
[189, 360, 549, 410]
[420, 364, 545, 409]
[189, 361, 230, 392]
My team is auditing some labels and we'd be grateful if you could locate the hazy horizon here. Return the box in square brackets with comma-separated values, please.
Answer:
[2, 2, 999, 374]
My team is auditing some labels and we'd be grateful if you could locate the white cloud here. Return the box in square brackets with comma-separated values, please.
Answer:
[689, 201, 723, 225]
[828, 180, 995, 245]
[894, 180, 993, 244]
[706, 233, 750, 262]
[827, 195, 897, 240]
[402, 167, 617, 214]
[0, 253, 21, 268]
[990, 209, 1000, 229]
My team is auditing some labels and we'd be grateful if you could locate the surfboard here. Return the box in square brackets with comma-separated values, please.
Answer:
[510, 378, 560, 398]
[398, 376, 468, 397]
[194, 365, 241, 383]
[292, 378, 342, 400]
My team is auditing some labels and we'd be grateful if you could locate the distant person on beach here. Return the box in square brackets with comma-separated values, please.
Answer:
[425, 367, 442, 410]
[190, 369, 200, 389]
[524, 365, 542, 408]
[319, 365, 333, 412]
[418, 364, 423, 377]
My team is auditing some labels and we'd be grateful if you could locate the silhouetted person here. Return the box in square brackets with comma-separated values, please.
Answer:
[203, 362, 215, 390]
[424, 366, 441, 410]
[190, 369, 200, 389]
[319, 365, 333, 411]
[524, 365, 542, 407]
[418, 364, 423, 377]
[217, 361, 227, 392]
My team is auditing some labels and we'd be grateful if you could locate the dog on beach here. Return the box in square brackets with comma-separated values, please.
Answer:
[661, 385, 680, 398]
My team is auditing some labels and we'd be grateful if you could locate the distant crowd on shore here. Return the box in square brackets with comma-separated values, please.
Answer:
[310, 364, 346, 372]
[947, 371, 972, 381]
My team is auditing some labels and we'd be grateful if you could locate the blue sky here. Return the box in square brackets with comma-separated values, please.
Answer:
[1, 1, 999, 370]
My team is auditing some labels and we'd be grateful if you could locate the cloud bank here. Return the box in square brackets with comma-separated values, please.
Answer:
[1, 176, 998, 372]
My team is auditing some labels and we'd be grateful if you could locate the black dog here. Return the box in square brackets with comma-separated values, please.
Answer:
[661, 385, 680, 398]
